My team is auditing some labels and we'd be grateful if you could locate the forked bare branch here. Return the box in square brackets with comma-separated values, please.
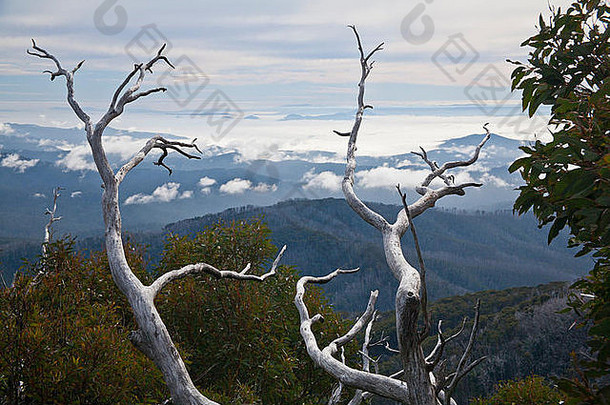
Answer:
[348, 311, 379, 405]
[425, 318, 467, 372]
[116, 136, 202, 183]
[152, 137, 202, 175]
[328, 348, 347, 405]
[42, 186, 63, 257]
[103, 44, 174, 126]
[440, 300, 486, 404]
[295, 268, 411, 401]
[415, 124, 491, 194]
[339, 26, 389, 232]
[148, 245, 286, 298]
[28, 40, 90, 125]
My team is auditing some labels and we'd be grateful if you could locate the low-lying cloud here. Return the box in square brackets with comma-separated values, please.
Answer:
[124, 182, 193, 205]
[219, 178, 277, 194]
[0, 123, 14, 135]
[1, 153, 39, 173]
[198, 176, 217, 194]
[301, 170, 342, 191]
[355, 166, 431, 189]
[56, 136, 153, 171]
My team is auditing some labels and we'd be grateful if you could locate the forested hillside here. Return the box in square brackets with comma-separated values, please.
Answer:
[370, 282, 588, 403]
[166, 198, 588, 311]
[1, 198, 587, 313]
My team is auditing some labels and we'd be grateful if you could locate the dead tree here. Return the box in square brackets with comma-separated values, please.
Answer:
[295, 26, 488, 405]
[42, 186, 63, 258]
[28, 40, 285, 405]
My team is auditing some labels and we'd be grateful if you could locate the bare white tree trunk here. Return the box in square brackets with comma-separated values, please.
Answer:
[42, 186, 63, 258]
[296, 27, 488, 405]
[28, 41, 285, 405]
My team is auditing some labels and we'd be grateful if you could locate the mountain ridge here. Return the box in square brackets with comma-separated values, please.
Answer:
[165, 198, 588, 311]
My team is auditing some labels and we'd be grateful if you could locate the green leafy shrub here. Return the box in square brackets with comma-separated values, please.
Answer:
[155, 218, 351, 404]
[509, 0, 610, 402]
[0, 219, 350, 404]
[0, 237, 167, 404]
[471, 375, 565, 405]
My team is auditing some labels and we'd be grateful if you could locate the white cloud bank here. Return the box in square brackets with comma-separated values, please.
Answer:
[0, 153, 39, 172]
[220, 178, 252, 194]
[301, 163, 512, 194]
[55, 135, 154, 171]
[198, 176, 217, 194]
[301, 167, 432, 192]
[301, 170, 342, 191]
[355, 166, 431, 189]
[219, 178, 277, 194]
[0, 123, 14, 134]
[124, 182, 193, 205]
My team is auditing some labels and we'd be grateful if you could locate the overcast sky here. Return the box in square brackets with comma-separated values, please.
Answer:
[0, 0, 570, 155]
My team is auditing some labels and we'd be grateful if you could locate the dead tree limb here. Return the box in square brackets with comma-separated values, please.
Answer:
[29, 41, 284, 405]
[42, 186, 63, 258]
[397, 185, 430, 342]
[327, 347, 346, 405]
[347, 311, 378, 405]
[322, 26, 489, 404]
[295, 268, 412, 402]
[439, 300, 486, 405]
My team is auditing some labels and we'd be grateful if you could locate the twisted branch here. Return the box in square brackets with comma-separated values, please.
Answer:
[295, 268, 411, 401]
[347, 312, 379, 405]
[27, 40, 90, 125]
[104, 44, 174, 125]
[116, 136, 201, 182]
[395, 124, 491, 236]
[425, 318, 467, 372]
[415, 124, 491, 194]
[328, 348, 346, 405]
[440, 300, 486, 404]
[148, 245, 286, 298]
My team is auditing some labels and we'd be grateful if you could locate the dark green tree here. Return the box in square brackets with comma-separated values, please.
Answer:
[470, 375, 565, 405]
[508, 0, 609, 402]
[0, 237, 167, 404]
[155, 218, 351, 404]
[0, 220, 351, 404]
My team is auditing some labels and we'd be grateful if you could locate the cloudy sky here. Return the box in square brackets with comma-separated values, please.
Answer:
[0, 0, 567, 156]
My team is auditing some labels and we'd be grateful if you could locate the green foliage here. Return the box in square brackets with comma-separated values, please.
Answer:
[508, 0, 610, 252]
[0, 219, 351, 404]
[154, 218, 350, 404]
[470, 375, 565, 405]
[0, 237, 167, 404]
[558, 253, 610, 404]
[509, 0, 610, 403]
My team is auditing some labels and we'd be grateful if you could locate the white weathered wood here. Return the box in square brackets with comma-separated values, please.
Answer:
[294, 269, 413, 401]
[322, 26, 490, 405]
[147, 245, 286, 298]
[29, 41, 282, 405]
[42, 186, 63, 258]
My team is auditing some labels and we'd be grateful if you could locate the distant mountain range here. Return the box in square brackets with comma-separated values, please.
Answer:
[0, 123, 530, 239]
